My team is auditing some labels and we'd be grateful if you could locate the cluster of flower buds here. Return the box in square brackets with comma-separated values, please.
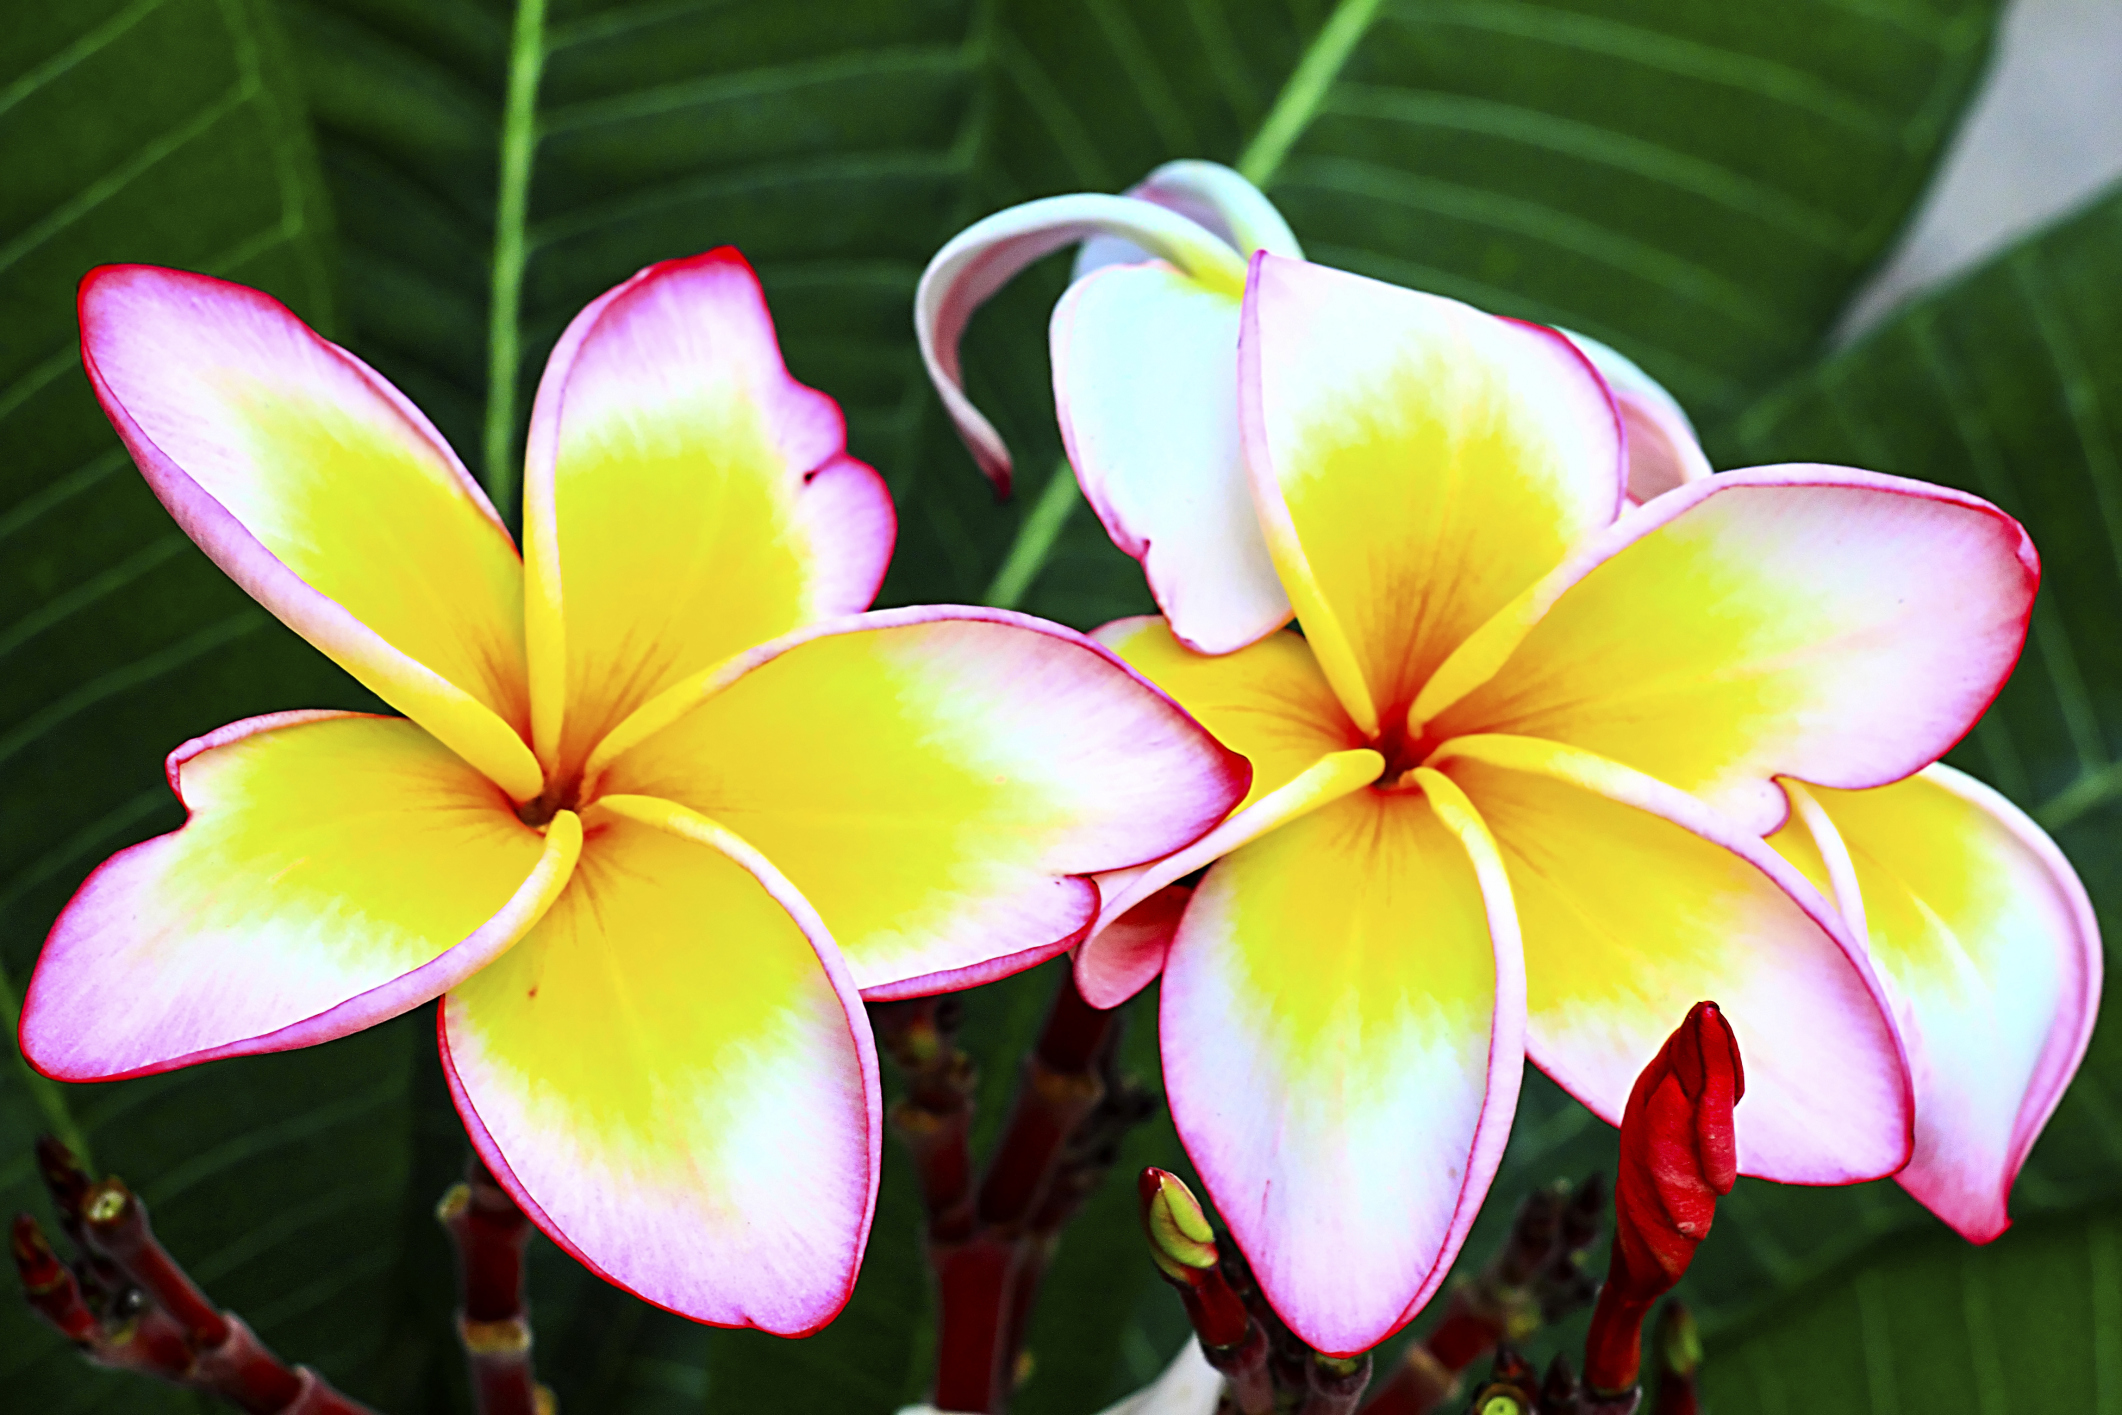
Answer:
[11, 1135, 375, 1412]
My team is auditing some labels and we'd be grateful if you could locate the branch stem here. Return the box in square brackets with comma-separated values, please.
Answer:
[439, 1156, 554, 1415]
[14, 1139, 375, 1413]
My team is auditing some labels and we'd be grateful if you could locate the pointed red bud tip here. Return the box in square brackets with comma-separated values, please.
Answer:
[12, 1214, 97, 1345]
[33, 1136, 91, 1215]
[11, 1214, 62, 1288]
[1667, 1002, 1743, 1196]
[1138, 1167, 1218, 1281]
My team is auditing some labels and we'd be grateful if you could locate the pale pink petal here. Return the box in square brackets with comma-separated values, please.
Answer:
[1435, 734, 1913, 1184]
[1054, 263, 1290, 652]
[1073, 159, 1303, 277]
[78, 266, 541, 799]
[1074, 885, 1190, 1010]
[21, 713, 577, 1081]
[1163, 776, 1524, 1354]
[916, 195, 1247, 492]
[1423, 466, 2039, 837]
[595, 605, 1248, 998]
[1776, 769, 2101, 1239]
[1556, 329, 1712, 501]
[441, 806, 880, 1335]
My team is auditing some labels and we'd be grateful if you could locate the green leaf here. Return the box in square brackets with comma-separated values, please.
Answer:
[0, 0, 422, 1406]
[1701, 1204, 2122, 1413]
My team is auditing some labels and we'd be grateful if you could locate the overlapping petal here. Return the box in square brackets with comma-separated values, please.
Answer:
[1773, 769, 2100, 1240]
[22, 712, 578, 1081]
[915, 194, 1247, 493]
[1078, 618, 1378, 1000]
[1420, 467, 2037, 837]
[439, 808, 878, 1335]
[1434, 735, 1911, 1183]
[1558, 331, 1711, 502]
[1161, 778, 1524, 1355]
[597, 607, 1249, 997]
[1071, 160, 1304, 279]
[1239, 253, 1625, 736]
[1075, 886, 1192, 1011]
[79, 266, 541, 798]
[1093, 617, 1358, 805]
[521, 249, 893, 781]
[1054, 265, 1288, 652]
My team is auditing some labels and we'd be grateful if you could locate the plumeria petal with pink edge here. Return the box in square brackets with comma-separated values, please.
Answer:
[25, 254, 1244, 1336]
[916, 162, 1296, 652]
[1774, 762, 2100, 1240]
[1556, 330, 1713, 502]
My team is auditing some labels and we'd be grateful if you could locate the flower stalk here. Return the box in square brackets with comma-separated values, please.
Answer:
[438, 1155, 555, 1415]
[12, 1136, 375, 1412]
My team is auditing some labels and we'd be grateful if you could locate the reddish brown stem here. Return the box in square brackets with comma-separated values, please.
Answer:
[1301, 1353, 1374, 1415]
[439, 1155, 554, 1415]
[1202, 1321, 1276, 1415]
[1362, 1177, 1605, 1415]
[974, 979, 1113, 1228]
[15, 1140, 375, 1413]
[876, 967, 1149, 1413]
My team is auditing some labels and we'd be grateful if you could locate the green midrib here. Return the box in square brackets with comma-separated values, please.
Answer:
[978, 0, 1385, 609]
[482, 0, 549, 521]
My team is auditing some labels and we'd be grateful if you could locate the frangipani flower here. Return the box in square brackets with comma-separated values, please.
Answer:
[931, 218, 2044, 1350]
[21, 253, 1247, 1334]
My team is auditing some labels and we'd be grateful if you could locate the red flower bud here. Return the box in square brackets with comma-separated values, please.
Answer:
[1582, 1002, 1743, 1394]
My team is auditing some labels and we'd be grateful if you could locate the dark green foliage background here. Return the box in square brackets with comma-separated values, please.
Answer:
[3, 0, 2117, 1408]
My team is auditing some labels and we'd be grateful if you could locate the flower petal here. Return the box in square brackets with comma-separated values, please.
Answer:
[1093, 617, 1359, 808]
[1238, 254, 1625, 736]
[597, 606, 1249, 998]
[1774, 769, 2100, 1240]
[1054, 266, 1289, 652]
[1161, 778, 1525, 1354]
[1434, 733, 1911, 1184]
[1073, 160, 1304, 279]
[1074, 885, 1191, 1011]
[439, 805, 879, 1335]
[916, 194, 1247, 493]
[21, 712, 578, 1081]
[521, 248, 893, 781]
[1420, 467, 2038, 836]
[79, 266, 540, 798]
[1556, 330, 1712, 502]
[1090, 1336, 1225, 1415]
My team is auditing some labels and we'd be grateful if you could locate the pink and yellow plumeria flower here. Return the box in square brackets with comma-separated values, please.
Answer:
[927, 193, 2054, 1351]
[21, 252, 1248, 1335]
